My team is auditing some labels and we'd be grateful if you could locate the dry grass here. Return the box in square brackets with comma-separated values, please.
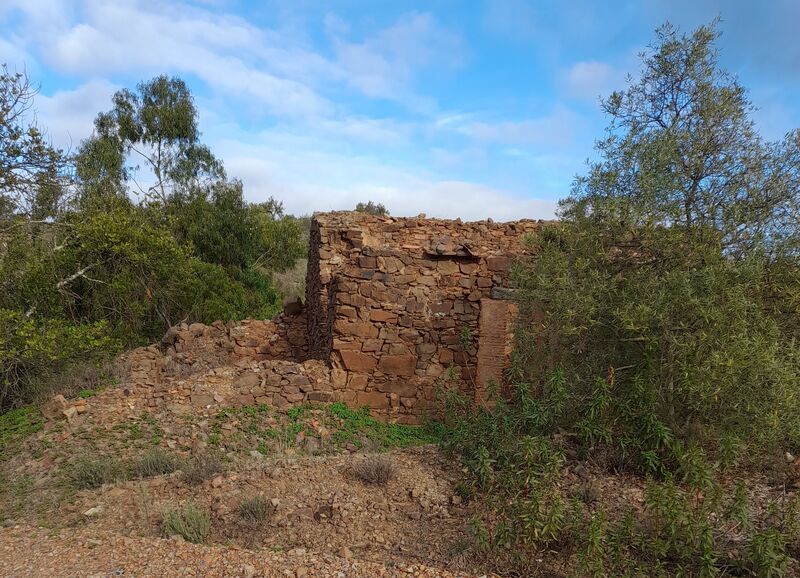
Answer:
[352, 455, 395, 485]
[270, 258, 307, 300]
[161, 502, 211, 543]
[238, 495, 273, 526]
[69, 456, 124, 489]
[181, 452, 224, 485]
[131, 448, 182, 478]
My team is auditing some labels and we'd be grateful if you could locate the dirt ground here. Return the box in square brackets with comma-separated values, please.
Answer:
[0, 378, 499, 578]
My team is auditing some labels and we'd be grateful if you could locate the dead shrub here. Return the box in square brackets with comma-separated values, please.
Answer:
[238, 495, 273, 526]
[352, 455, 395, 485]
[181, 452, 224, 485]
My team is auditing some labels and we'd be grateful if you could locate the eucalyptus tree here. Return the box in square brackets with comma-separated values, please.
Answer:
[76, 75, 225, 206]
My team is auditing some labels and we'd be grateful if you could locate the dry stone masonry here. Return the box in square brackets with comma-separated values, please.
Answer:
[304, 211, 543, 422]
[118, 211, 546, 423]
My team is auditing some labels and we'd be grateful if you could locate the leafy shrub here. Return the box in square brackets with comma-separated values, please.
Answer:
[69, 456, 124, 489]
[438, 385, 800, 576]
[352, 455, 395, 485]
[161, 502, 211, 543]
[181, 452, 224, 485]
[0, 309, 117, 409]
[238, 495, 273, 525]
[131, 448, 182, 478]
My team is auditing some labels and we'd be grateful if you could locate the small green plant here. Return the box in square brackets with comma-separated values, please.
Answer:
[747, 528, 789, 577]
[131, 448, 182, 478]
[181, 452, 224, 485]
[78, 389, 95, 399]
[0, 406, 43, 454]
[161, 502, 211, 543]
[326, 402, 434, 449]
[352, 455, 395, 485]
[70, 456, 124, 489]
[238, 495, 273, 526]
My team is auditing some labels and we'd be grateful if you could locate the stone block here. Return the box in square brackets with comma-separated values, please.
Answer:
[339, 350, 378, 372]
[369, 310, 398, 323]
[437, 260, 460, 274]
[486, 256, 509, 271]
[234, 373, 261, 390]
[333, 339, 361, 351]
[356, 391, 389, 409]
[307, 391, 335, 402]
[377, 354, 417, 376]
[361, 338, 384, 352]
[334, 319, 378, 339]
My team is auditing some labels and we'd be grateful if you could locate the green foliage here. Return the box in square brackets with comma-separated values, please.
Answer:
[0, 309, 116, 408]
[249, 200, 307, 273]
[69, 456, 124, 489]
[326, 402, 435, 449]
[438, 22, 800, 575]
[0, 71, 302, 410]
[0, 65, 66, 219]
[0, 405, 42, 454]
[77, 74, 224, 205]
[512, 19, 800, 468]
[162, 502, 211, 543]
[355, 201, 388, 216]
[169, 181, 258, 268]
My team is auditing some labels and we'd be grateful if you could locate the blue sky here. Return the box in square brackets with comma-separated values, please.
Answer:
[1, 0, 798, 220]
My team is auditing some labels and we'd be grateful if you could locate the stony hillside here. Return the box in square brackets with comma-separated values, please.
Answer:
[0, 319, 496, 578]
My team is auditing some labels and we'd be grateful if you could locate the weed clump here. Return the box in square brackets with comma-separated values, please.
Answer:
[70, 456, 124, 489]
[352, 455, 395, 485]
[131, 448, 182, 478]
[238, 495, 273, 526]
[161, 502, 211, 543]
[181, 452, 224, 485]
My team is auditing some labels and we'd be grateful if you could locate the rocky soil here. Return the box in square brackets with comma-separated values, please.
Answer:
[0, 371, 496, 578]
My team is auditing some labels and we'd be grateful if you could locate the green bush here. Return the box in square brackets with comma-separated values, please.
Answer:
[131, 448, 182, 478]
[162, 502, 211, 543]
[0, 310, 117, 409]
[69, 456, 124, 489]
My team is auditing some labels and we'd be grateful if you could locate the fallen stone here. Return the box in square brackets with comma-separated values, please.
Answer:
[42, 395, 69, 420]
[83, 506, 104, 517]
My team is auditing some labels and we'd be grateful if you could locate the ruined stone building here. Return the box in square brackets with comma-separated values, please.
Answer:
[135, 211, 545, 423]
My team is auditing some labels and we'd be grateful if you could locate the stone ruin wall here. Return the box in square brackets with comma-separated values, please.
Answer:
[121, 211, 545, 423]
[304, 211, 543, 423]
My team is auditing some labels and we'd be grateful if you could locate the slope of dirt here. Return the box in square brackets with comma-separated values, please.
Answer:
[0, 368, 496, 577]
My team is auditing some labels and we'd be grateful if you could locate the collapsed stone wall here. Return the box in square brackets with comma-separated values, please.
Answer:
[307, 211, 544, 422]
[125, 315, 325, 412]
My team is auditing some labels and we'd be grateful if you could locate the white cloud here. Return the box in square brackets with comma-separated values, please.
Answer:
[438, 106, 579, 149]
[10, 0, 332, 117]
[564, 60, 623, 102]
[35, 79, 119, 150]
[327, 11, 463, 109]
[216, 132, 557, 221]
